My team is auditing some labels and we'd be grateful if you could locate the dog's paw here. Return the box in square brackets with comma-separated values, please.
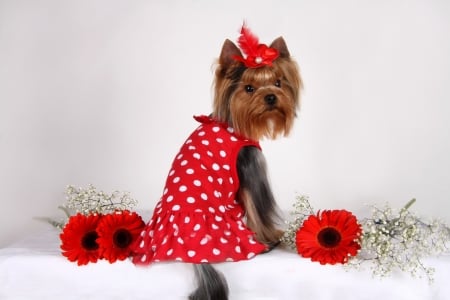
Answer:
[261, 229, 284, 253]
[267, 240, 282, 252]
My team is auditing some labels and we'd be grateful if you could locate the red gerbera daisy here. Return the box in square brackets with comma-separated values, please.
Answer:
[296, 210, 362, 265]
[60, 213, 102, 266]
[96, 210, 145, 263]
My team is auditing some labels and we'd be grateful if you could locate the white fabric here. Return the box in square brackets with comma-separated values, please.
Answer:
[1, 226, 449, 300]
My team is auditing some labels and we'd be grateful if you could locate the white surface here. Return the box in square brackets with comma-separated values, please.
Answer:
[1, 1, 450, 249]
[1, 226, 449, 300]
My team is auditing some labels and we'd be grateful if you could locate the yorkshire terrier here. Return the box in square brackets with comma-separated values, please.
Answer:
[132, 24, 302, 300]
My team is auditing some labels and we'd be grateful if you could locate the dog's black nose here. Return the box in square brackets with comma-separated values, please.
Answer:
[264, 94, 277, 106]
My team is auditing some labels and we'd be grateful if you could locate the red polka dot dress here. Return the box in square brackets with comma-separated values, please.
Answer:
[132, 115, 267, 265]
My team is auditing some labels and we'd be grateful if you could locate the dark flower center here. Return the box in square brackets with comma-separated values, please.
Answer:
[317, 227, 341, 248]
[113, 229, 133, 249]
[81, 231, 99, 251]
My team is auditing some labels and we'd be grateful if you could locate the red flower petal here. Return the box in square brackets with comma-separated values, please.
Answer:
[60, 213, 102, 266]
[96, 210, 145, 263]
[295, 210, 362, 265]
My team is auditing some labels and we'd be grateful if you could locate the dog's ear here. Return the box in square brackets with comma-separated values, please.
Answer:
[219, 39, 242, 68]
[270, 37, 290, 58]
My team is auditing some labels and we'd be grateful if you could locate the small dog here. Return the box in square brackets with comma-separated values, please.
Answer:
[132, 24, 302, 300]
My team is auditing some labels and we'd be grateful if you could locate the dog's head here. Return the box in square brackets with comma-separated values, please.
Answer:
[212, 25, 302, 141]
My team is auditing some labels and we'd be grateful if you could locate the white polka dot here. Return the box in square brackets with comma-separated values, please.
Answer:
[185, 139, 192, 144]
[141, 255, 147, 262]
[173, 177, 180, 183]
[169, 169, 175, 176]
[219, 205, 226, 213]
[230, 136, 237, 141]
[167, 249, 173, 256]
[200, 237, 208, 245]
[249, 237, 256, 244]
[177, 154, 183, 160]
[212, 163, 220, 171]
[212, 223, 219, 230]
[224, 230, 231, 236]
[163, 188, 168, 195]
[186, 168, 194, 174]
[169, 214, 175, 222]
[226, 258, 234, 262]
[208, 207, 215, 213]
[220, 237, 228, 244]
[193, 153, 201, 159]
[216, 138, 223, 143]
[184, 216, 190, 223]
[212, 126, 220, 132]
[213, 248, 221, 255]
[201, 259, 209, 263]
[223, 164, 230, 170]
[172, 204, 181, 211]
[177, 237, 184, 244]
[207, 151, 213, 157]
[188, 250, 196, 257]
[188, 145, 196, 150]
[193, 180, 201, 186]
[149, 230, 154, 237]
[181, 160, 188, 166]
[201, 164, 207, 170]
[235, 246, 241, 253]
[139, 240, 145, 248]
[208, 176, 213, 182]
[247, 252, 256, 259]
[198, 131, 205, 136]
[194, 224, 201, 231]
[173, 223, 179, 232]
[162, 236, 168, 245]
[187, 197, 195, 204]
[227, 127, 234, 133]
[214, 190, 221, 198]
[220, 150, 227, 157]
[201, 193, 208, 200]
[167, 195, 174, 202]
[158, 224, 164, 231]
[215, 215, 223, 222]
[179, 185, 187, 192]
[217, 178, 223, 185]
[229, 177, 234, 184]
[201, 140, 209, 145]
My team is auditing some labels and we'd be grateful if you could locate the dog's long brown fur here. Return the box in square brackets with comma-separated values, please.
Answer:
[191, 33, 302, 300]
[212, 37, 302, 246]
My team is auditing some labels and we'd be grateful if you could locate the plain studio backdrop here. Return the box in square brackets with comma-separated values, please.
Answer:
[1, 0, 449, 247]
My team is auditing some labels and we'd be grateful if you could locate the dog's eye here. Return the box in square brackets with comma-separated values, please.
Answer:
[245, 85, 255, 93]
[275, 80, 281, 88]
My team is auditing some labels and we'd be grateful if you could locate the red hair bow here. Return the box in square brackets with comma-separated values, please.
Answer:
[233, 24, 279, 68]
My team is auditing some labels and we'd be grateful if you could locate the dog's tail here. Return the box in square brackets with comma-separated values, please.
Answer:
[189, 264, 229, 300]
